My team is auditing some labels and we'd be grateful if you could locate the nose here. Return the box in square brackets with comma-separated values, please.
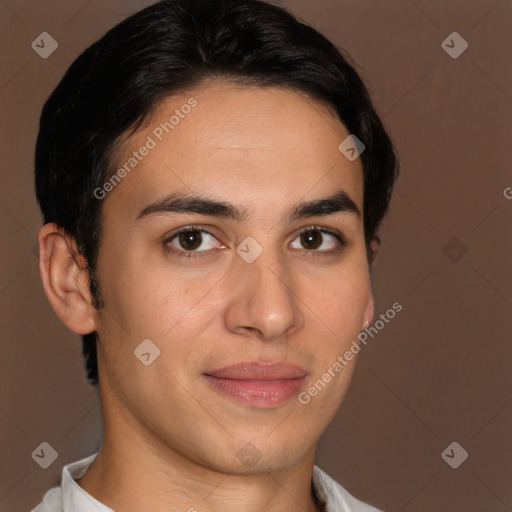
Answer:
[224, 249, 305, 341]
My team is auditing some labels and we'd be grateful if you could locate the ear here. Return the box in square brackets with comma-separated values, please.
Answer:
[38, 223, 97, 335]
[362, 289, 375, 330]
[370, 234, 381, 263]
[363, 235, 379, 328]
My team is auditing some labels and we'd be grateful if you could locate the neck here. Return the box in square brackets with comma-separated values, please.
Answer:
[77, 445, 323, 512]
[77, 392, 323, 512]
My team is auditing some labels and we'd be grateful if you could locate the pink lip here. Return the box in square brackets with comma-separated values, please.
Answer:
[203, 362, 308, 408]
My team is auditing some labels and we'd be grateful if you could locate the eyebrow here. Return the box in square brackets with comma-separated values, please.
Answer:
[135, 190, 361, 222]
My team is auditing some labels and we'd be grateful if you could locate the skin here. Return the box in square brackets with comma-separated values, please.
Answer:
[38, 81, 375, 512]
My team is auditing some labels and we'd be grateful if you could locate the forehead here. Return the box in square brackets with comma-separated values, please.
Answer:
[103, 81, 364, 221]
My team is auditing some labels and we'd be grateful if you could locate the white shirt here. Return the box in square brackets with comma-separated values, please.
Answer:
[31, 453, 384, 512]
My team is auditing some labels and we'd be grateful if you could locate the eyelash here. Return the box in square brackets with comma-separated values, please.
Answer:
[163, 225, 346, 259]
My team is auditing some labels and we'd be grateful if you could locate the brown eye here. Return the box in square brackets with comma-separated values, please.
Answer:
[300, 230, 322, 250]
[178, 231, 203, 250]
[167, 229, 221, 254]
[291, 228, 341, 252]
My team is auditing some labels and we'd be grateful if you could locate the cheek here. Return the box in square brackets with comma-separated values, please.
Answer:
[99, 251, 223, 341]
[296, 268, 370, 425]
[305, 264, 371, 337]
[96, 231, 371, 349]
[101, 260, 370, 353]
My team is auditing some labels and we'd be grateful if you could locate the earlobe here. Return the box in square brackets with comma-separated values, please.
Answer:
[370, 234, 381, 263]
[362, 290, 375, 330]
[38, 223, 97, 335]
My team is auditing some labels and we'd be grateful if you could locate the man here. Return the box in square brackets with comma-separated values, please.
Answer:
[32, 0, 399, 510]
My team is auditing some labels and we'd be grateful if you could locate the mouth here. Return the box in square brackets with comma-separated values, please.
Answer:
[202, 361, 308, 409]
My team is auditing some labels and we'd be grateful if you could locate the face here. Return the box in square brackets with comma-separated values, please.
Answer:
[92, 81, 374, 474]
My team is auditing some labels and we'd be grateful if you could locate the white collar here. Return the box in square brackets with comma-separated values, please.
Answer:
[40, 453, 381, 512]
[62, 454, 114, 512]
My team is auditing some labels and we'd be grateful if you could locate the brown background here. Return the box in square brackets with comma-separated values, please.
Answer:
[1, 0, 511, 510]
